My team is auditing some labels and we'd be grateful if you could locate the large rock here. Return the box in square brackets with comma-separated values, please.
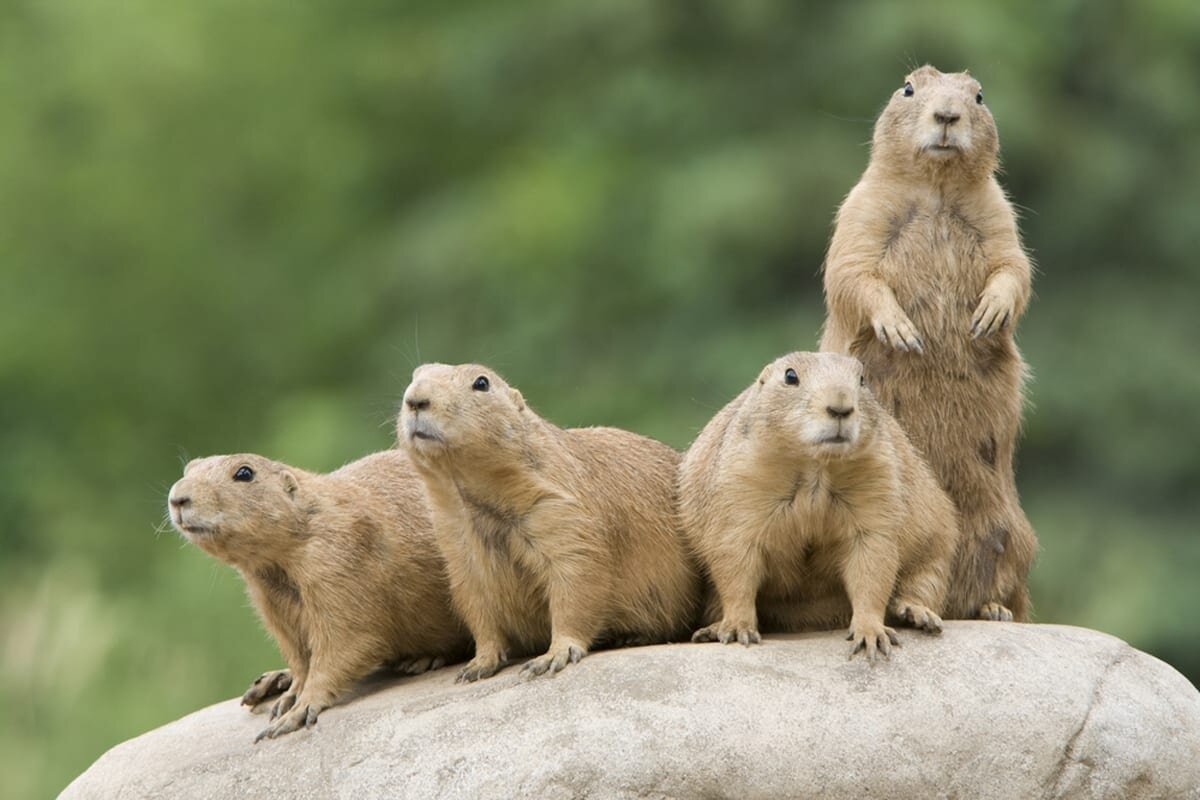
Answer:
[61, 623, 1200, 799]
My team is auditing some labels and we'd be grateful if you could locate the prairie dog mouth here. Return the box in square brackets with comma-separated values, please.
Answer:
[813, 420, 858, 447]
[804, 428, 856, 447]
[406, 417, 446, 445]
[169, 502, 216, 535]
[816, 433, 857, 447]
[172, 511, 215, 536]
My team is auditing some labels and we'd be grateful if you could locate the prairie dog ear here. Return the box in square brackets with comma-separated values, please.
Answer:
[281, 470, 299, 498]
[508, 387, 525, 411]
[756, 363, 773, 386]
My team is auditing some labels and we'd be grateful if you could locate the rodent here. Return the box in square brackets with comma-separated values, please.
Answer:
[820, 65, 1038, 621]
[167, 450, 471, 740]
[679, 352, 957, 661]
[398, 363, 702, 681]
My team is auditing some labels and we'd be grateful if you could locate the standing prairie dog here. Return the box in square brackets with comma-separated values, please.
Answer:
[167, 450, 470, 741]
[680, 352, 957, 661]
[399, 363, 701, 681]
[820, 65, 1037, 621]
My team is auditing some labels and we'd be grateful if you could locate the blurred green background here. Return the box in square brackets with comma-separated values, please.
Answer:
[3, 0, 1198, 796]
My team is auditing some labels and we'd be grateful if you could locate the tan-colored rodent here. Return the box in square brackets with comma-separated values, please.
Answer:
[167, 450, 470, 740]
[680, 352, 957, 661]
[820, 65, 1037, 622]
[398, 363, 701, 681]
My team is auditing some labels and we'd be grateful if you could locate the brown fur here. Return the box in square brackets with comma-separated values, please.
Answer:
[819, 65, 1038, 621]
[680, 352, 957, 661]
[399, 363, 701, 681]
[167, 450, 470, 740]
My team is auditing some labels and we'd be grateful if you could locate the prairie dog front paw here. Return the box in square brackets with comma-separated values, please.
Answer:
[872, 308, 925, 353]
[456, 649, 508, 683]
[520, 640, 587, 677]
[254, 701, 322, 742]
[970, 278, 1017, 338]
[691, 618, 761, 647]
[846, 618, 900, 662]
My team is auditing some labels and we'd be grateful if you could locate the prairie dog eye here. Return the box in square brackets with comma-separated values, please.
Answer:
[860, 375, 866, 387]
[784, 368, 800, 386]
[233, 465, 254, 482]
[976, 90, 984, 104]
[903, 82, 914, 97]
[472, 375, 490, 392]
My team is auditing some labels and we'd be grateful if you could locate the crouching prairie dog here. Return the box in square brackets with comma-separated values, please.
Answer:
[399, 363, 701, 681]
[167, 450, 470, 741]
[820, 65, 1037, 621]
[680, 352, 957, 661]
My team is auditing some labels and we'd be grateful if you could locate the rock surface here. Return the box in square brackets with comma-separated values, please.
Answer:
[61, 623, 1200, 799]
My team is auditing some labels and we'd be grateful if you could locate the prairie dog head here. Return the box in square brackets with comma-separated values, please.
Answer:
[167, 454, 303, 563]
[872, 65, 998, 182]
[746, 352, 873, 457]
[399, 363, 529, 466]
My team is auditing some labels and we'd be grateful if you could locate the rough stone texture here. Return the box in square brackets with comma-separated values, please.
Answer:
[62, 623, 1200, 799]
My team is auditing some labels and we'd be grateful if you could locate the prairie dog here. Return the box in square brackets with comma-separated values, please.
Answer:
[820, 65, 1037, 621]
[167, 450, 470, 740]
[680, 352, 957, 661]
[399, 363, 701, 681]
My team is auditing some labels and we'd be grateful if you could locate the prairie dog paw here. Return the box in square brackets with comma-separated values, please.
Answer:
[691, 618, 761, 647]
[872, 309, 924, 353]
[394, 655, 446, 676]
[268, 689, 298, 721]
[520, 642, 586, 677]
[978, 602, 1014, 622]
[970, 290, 1014, 338]
[254, 702, 322, 742]
[242, 669, 292, 707]
[894, 603, 943, 634]
[456, 650, 508, 683]
[847, 620, 900, 662]
[602, 632, 654, 649]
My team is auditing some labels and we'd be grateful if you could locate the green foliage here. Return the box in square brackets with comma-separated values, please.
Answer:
[1, 1, 1197, 796]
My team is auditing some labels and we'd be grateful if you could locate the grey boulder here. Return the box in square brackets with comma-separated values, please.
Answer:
[61, 622, 1200, 799]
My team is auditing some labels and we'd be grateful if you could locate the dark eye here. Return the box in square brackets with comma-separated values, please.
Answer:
[860, 375, 866, 387]
[976, 90, 984, 105]
[903, 82, 914, 97]
[472, 375, 490, 392]
[784, 368, 799, 386]
[233, 466, 254, 482]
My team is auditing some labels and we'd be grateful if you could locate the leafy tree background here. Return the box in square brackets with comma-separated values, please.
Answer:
[3, 1, 1198, 795]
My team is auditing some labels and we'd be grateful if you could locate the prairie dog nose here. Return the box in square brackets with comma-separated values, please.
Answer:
[169, 493, 190, 509]
[934, 109, 961, 125]
[826, 404, 855, 420]
[405, 395, 430, 412]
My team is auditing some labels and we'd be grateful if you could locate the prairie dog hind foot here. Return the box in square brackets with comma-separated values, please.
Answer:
[978, 602, 1014, 622]
[242, 669, 292, 707]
